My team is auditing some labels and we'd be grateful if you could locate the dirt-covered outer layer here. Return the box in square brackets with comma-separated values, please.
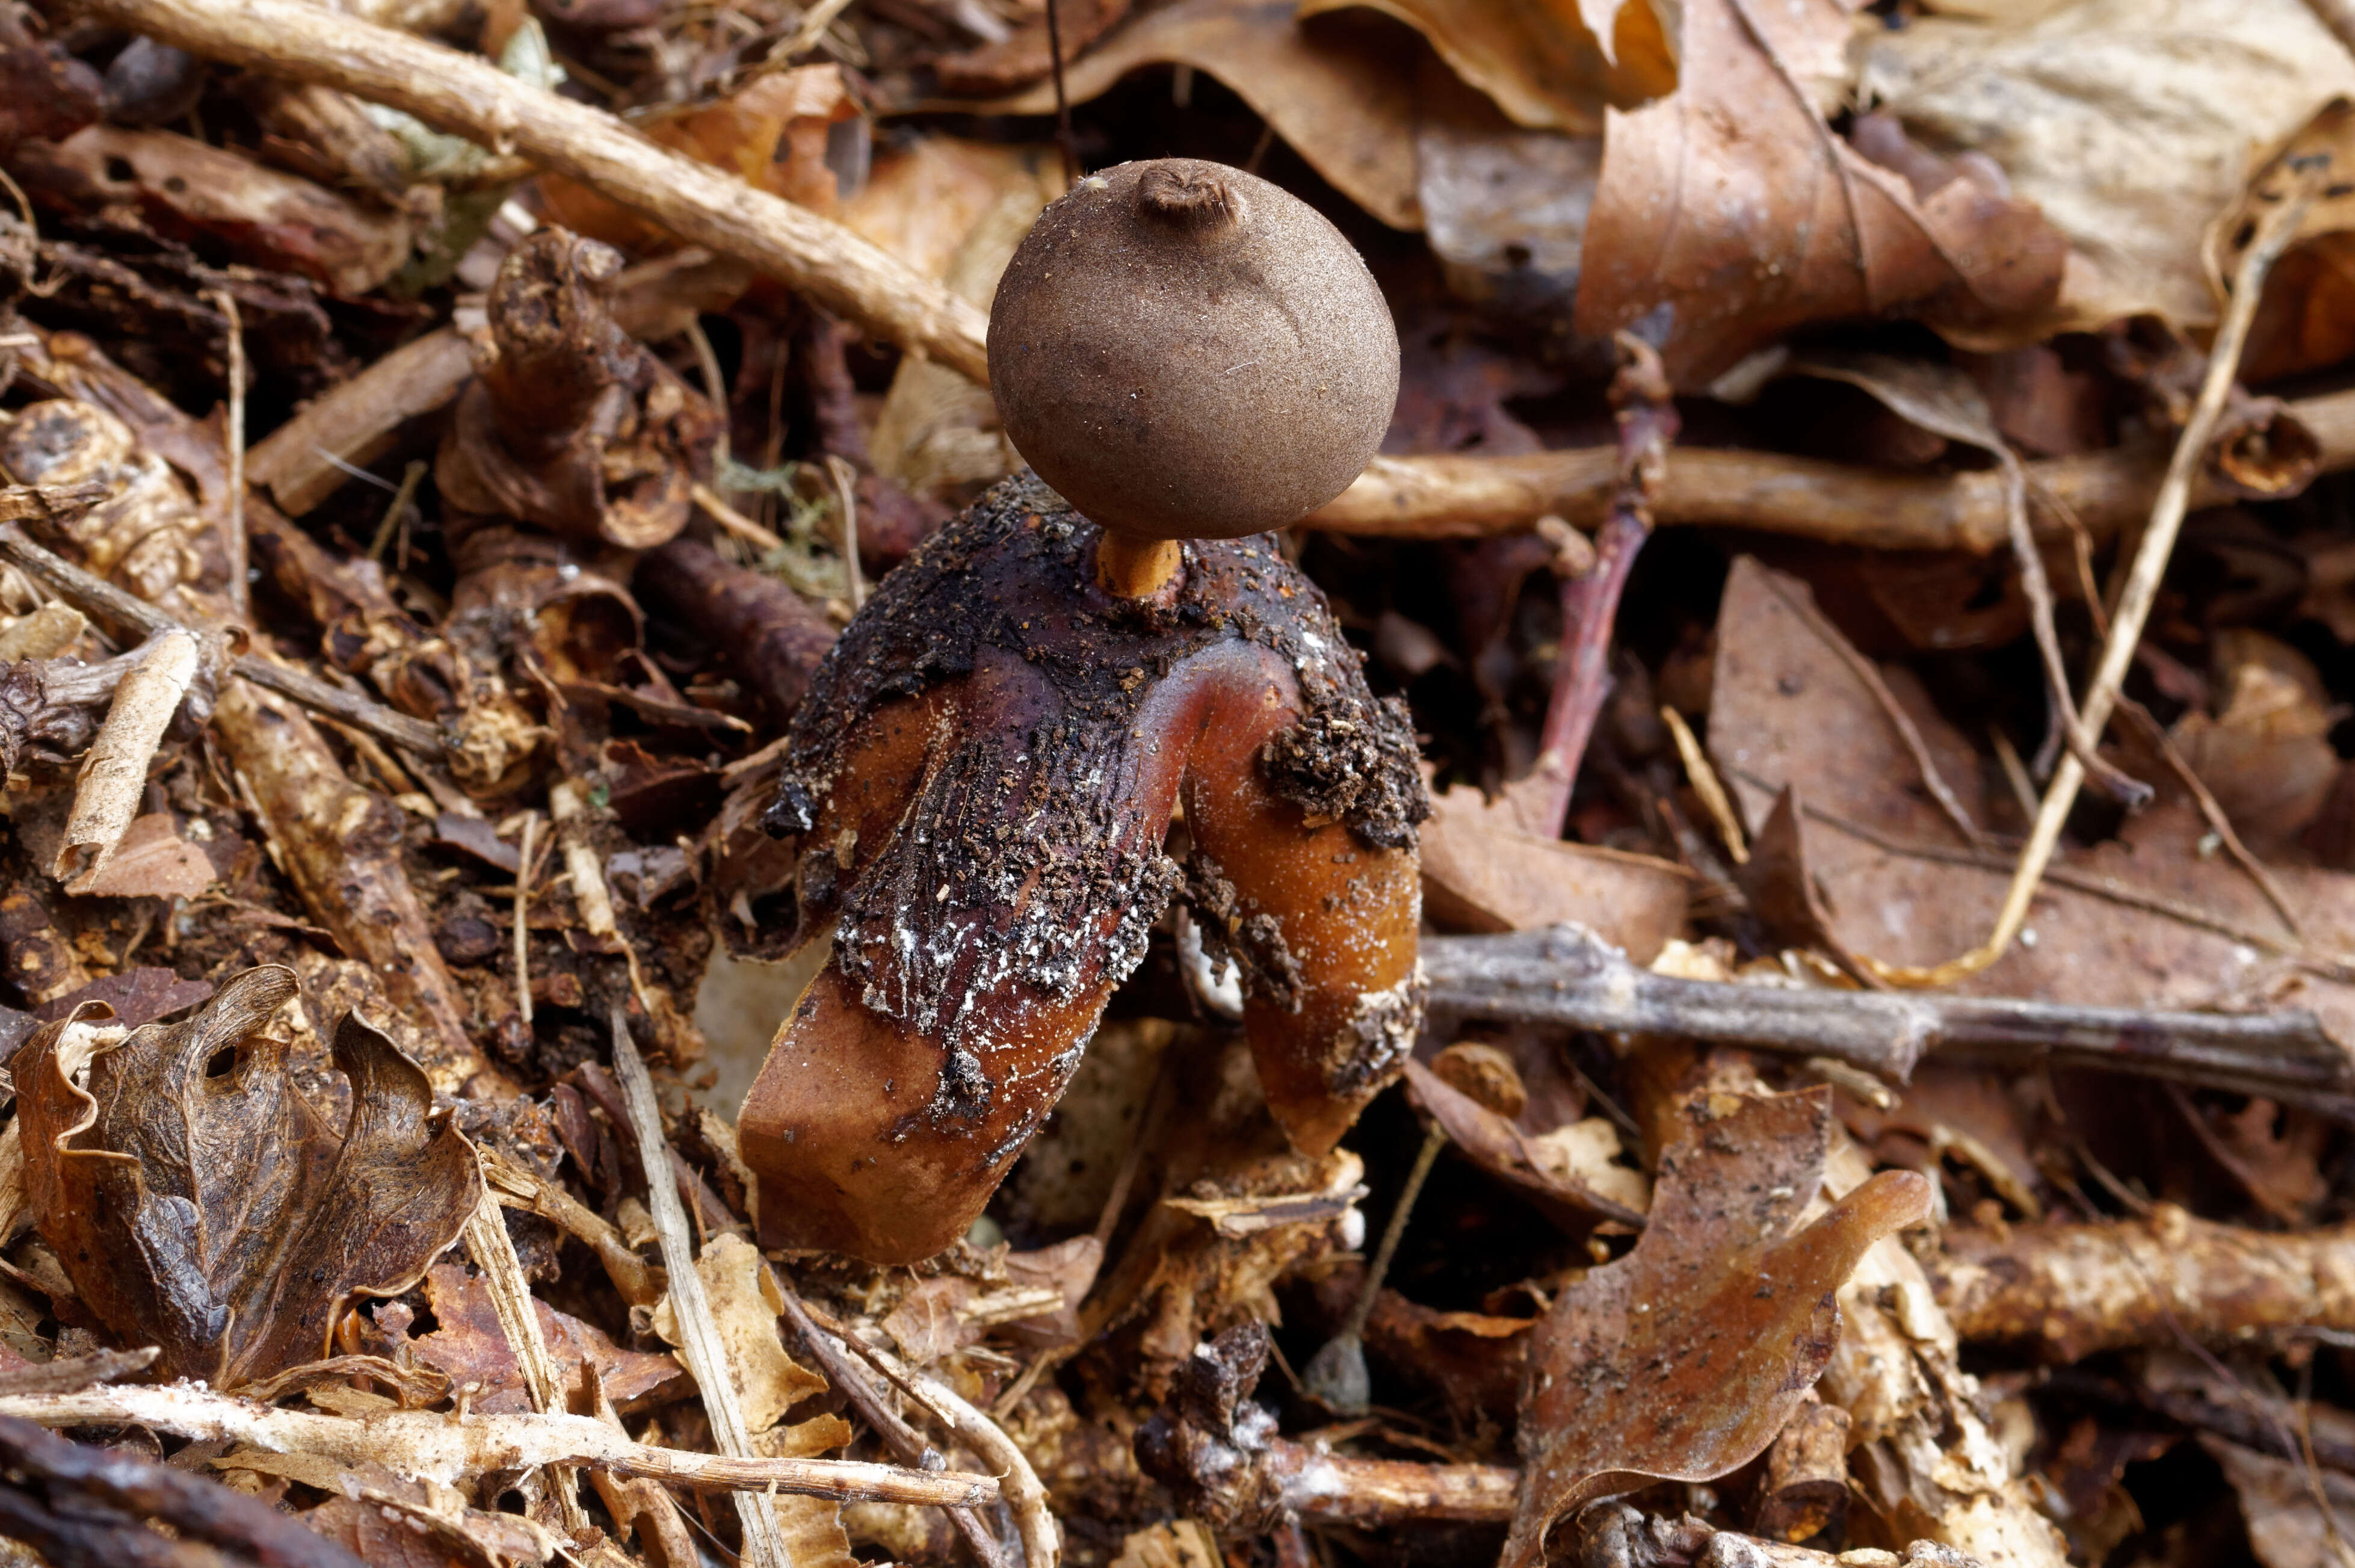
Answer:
[741, 474, 1426, 1261]
[768, 473, 1424, 853]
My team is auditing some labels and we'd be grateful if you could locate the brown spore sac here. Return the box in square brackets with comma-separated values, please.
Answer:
[987, 159, 1401, 546]
[742, 474, 1426, 1262]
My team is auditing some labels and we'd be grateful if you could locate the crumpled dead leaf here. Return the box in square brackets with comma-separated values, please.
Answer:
[1577, 0, 2066, 386]
[2204, 1436, 2355, 1568]
[649, 1232, 823, 1433]
[66, 811, 214, 901]
[2169, 629, 2342, 860]
[13, 965, 483, 1386]
[1294, 0, 1674, 134]
[1402, 1057, 1647, 1228]
[1856, 0, 2355, 339]
[1502, 1088, 1931, 1568]
[647, 1232, 847, 1566]
[850, 138, 1061, 504]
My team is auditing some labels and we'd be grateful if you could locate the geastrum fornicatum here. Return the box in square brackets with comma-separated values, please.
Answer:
[741, 158, 1427, 1262]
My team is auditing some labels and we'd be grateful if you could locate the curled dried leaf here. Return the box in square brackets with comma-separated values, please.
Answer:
[13, 965, 484, 1386]
[1575, 0, 2066, 386]
[1503, 1088, 1931, 1568]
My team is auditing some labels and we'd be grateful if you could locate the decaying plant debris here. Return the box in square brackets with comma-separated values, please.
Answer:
[1, 1, 2354, 1567]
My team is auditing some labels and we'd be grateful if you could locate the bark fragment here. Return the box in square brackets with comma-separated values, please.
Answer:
[1927, 1206, 2355, 1359]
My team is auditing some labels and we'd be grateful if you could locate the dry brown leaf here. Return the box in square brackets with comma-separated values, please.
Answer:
[1294, 0, 1674, 134]
[66, 810, 213, 901]
[399, 1259, 682, 1414]
[1576, 0, 2066, 386]
[1401, 1057, 1647, 1228]
[648, 1232, 823, 1433]
[2169, 629, 2341, 860]
[881, 1275, 981, 1366]
[987, 0, 1424, 229]
[1502, 1089, 1932, 1568]
[1707, 557, 2355, 1044]
[853, 138, 1061, 504]
[13, 125, 412, 295]
[1857, 0, 2355, 338]
[936, 0, 1128, 95]
[755, 1413, 860, 1568]
[13, 966, 483, 1385]
[1419, 782, 1691, 962]
[1413, 60, 1603, 313]
[841, 138, 1061, 286]
[539, 65, 860, 255]
[2204, 1437, 2355, 1568]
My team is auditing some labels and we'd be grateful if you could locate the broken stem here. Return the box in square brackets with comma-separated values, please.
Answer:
[1514, 335, 1676, 839]
[460, 1198, 590, 1536]
[1303, 384, 2355, 551]
[774, 1289, 1017, 1568]
[0, 523, 444, 757]
[1305, 1122, 1445, 1412]
[53, 628, 197, 887]
[513, 812, 537, 1027]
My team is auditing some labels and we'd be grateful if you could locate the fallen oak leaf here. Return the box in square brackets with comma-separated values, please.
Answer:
[1501, 1088, 1931, 1568]
[13, 965, 484, 1386]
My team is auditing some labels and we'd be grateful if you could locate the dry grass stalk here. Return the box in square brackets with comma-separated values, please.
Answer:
[460, 1197, 590, 1534]
[605, 1007, 795, 1568]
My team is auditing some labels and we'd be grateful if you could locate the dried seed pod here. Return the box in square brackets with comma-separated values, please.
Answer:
[987, 158, 1398, 596]
[740, 478, 1425, 1262]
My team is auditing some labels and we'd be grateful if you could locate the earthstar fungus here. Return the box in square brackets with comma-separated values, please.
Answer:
[740, 159, 1421, 1262]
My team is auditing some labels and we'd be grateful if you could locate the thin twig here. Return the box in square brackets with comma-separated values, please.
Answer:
[1514, 335, 1676, 838]
[1421, 924, 2354, 1114]
[693, 480, 786, 552]
[805, 1316, 1058, 1568]
[773, 1288, 1017, 1568]
[0, 523, 446, 756]
[1302, 385, 2355, 548]
[54, 628, 199, 886]
[1661, 705, 1748, 865]
[0, 1386, 1000, 1505]
[79, 0, 992, 383]
[1866, 165, 2320, 986]
[513, 813, 537, 1026]
[826, 453, 863, 610]
[210, 288, 248, 625]
[608, 1006, 794, 1568]
[367, 459, 427, 563]
[1044, 0, 1076, 187]
[2115, 693, 2304, 939]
